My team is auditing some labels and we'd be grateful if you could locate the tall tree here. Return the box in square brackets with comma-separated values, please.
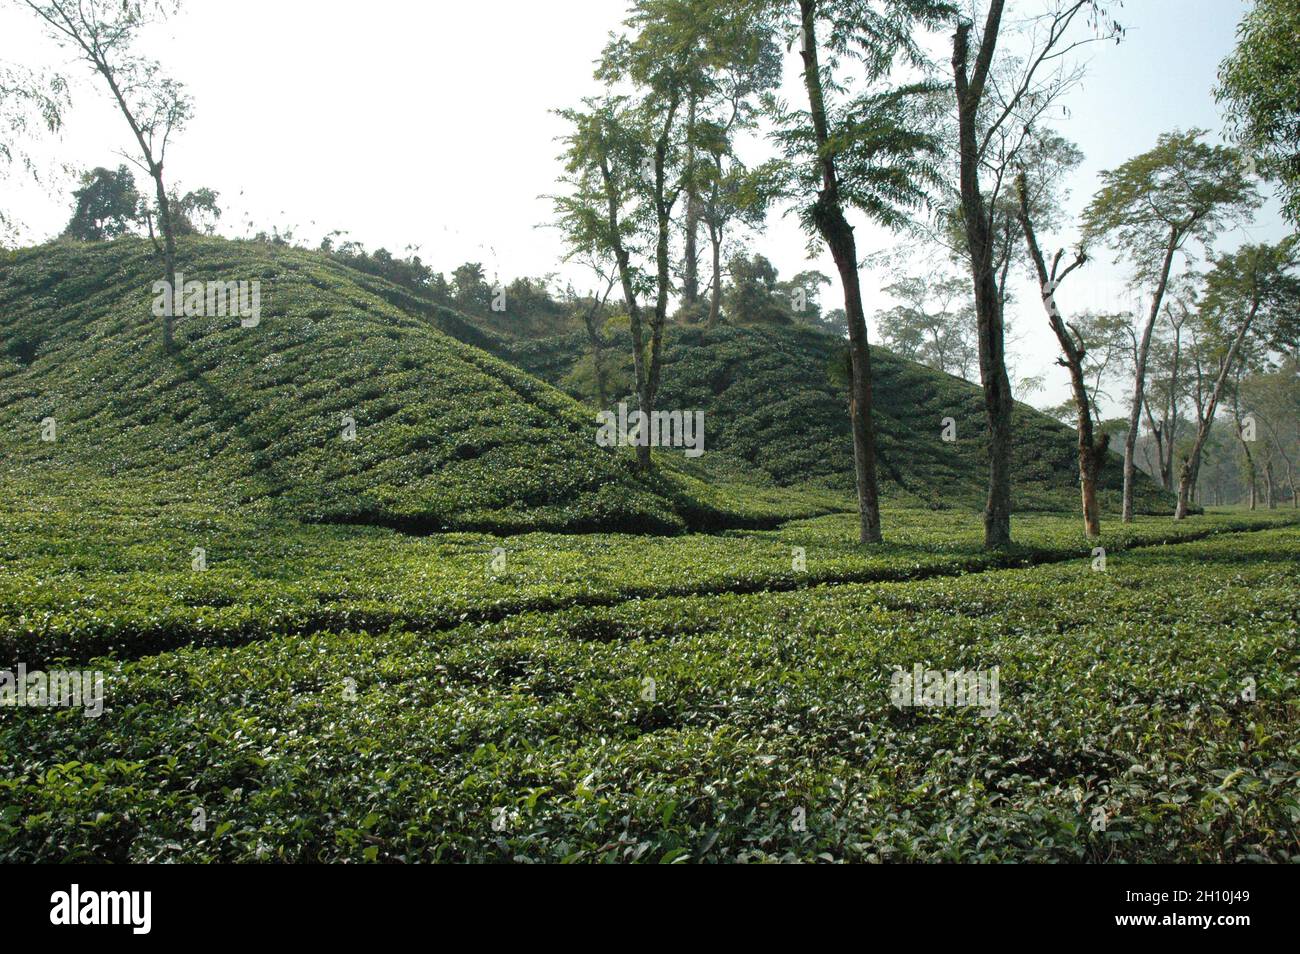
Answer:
[601, 0, 778, 327]
[1174, 239, 1300, 518]
[679, 3, 781, 317]
[765, 0, 952, 544]
[950, 0, 1119, 549]
[1081, 129, 1259, 521]
[1137, 278, 1197, 492]
[1217, 0, 1300, 227]
[1015, 173, 1107, 537]
[553, 93, 685, 472]
[21, 0, 192, 352]
[697, 122, 778, 326]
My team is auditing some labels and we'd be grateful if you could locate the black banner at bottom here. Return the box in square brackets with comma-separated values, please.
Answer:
[0, 864, 1281, 940]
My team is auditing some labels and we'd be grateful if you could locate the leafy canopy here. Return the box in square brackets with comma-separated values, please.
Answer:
[1081, 129, 1260, 282]
[1216, 0, 1300, 226]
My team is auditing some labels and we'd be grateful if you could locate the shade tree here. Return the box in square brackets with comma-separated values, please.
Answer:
[949, 0, 1121, 549]
[1081, 128, 1260, 521]
[1174, 239, 1300, 518]
[20, 0, 193, 351]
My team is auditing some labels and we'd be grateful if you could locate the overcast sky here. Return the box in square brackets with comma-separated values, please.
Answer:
[1, 0, 1288, 414]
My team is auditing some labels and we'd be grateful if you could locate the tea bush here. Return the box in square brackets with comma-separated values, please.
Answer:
[2, 523, 1295, 862]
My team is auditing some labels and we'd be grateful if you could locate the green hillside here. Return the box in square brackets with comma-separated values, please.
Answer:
[0, 238, 838, 535]
[482, 325, 1173, 513]
[0, 237, 1172, 540]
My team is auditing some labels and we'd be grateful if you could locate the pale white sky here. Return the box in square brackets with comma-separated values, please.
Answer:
[1, 0, 1289, 413]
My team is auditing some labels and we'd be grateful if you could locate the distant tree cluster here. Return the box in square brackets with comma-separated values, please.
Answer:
[61, 165, 219, 241]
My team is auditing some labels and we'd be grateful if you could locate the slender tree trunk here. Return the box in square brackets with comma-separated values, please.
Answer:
[1235, 395, 1258, 510]
[682, 94, 700, 311]
[1072, 369, 1105, 538]
[825, 225, 884, 544]
[152, 169, 177, 353]
[581, 294, 611, 409]
[1163, 324, 1181, 490]
[634, 102, 680, 472]
[596, 91, 678, 475]
[707, 222, 723, 327]
[1123, 232, 1179, 521]
[1243, 445, 1257, 508]
[1016, 177, 1104, 538]
[1143, 401, 1168, 490]
[1175, 301, 1258, 518]
[1263, 459, 1275, 509]
[954, 9, 1014, 549]
[93, 61, 178, 352]
[800, 0, 882, 544]
[969, 238, 1015, 546]
[600, 157, 653, 472]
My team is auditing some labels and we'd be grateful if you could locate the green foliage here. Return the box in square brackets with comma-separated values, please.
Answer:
[722, 252, 786, 324]
[2, 514, 1295, 862]
[874, 271, 976, 379]
[0, 237, 790, 536]
[62, 166, 142, 241]
[767, 79, 948, 245]
[494, 322, 1176, 513]
[1199, 237, 1300, 352]
[1217, 0, 1300, 226]
[719, 253, 831, 327]
[1081, 129, 1260, 282]
[170, 186, 221, 236]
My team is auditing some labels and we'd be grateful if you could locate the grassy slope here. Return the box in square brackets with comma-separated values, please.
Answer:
[493, 324, 1174, 513]
[0, 238, 836, 536]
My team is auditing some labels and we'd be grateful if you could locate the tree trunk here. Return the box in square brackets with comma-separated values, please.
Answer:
[1015, 176, 1104, 538]
[825, 221, 884, 545]
[682, 94, 700, 311]
[1264, 459, 1275, 509]
[153, 168, 177, 353]
[597, 91, 678, 476]
[1122, 232, 1179, 521]
[707, 224, 723, 326]
[1232, 386, 1257, 508]
[1143, 402, 1169, 491]
[1162, 324, 1181, 490]
[953, 10, 1014, 549]
[600, 157, 653, 472]
[91, 58, 177, 354]
[581, 297, 610, 409]
[800, 0, 882, 544]
[1074, 380, 1104, 538]
[1175, 301, 1259, 518]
